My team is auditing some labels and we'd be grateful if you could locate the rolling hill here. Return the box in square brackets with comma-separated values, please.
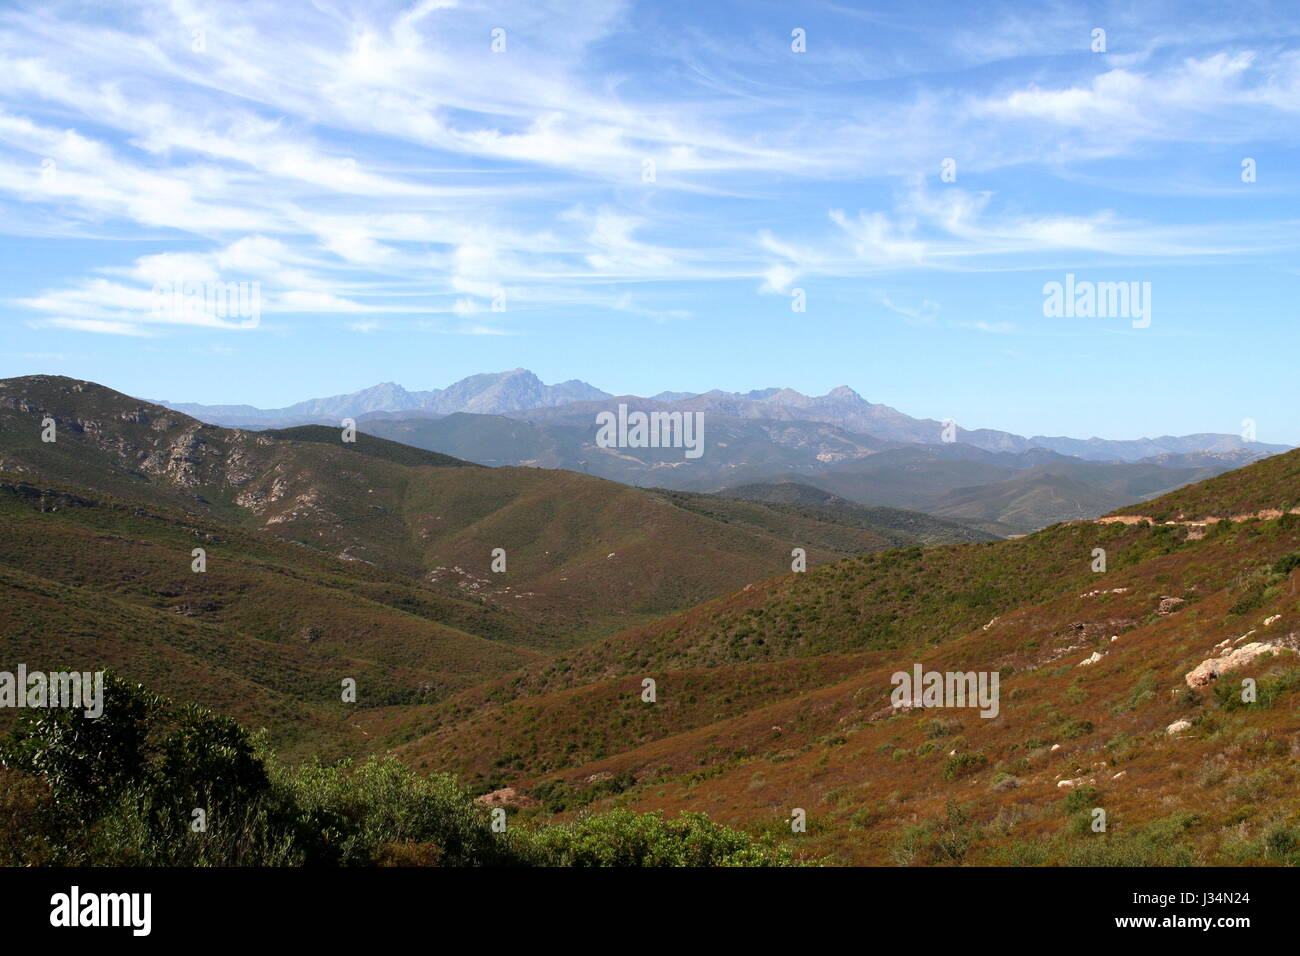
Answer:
[717, 481, 997, 545]
[0, 375, 986, 759]
[360, 410, 1258, 534]
[0, 376, 979, 644]
[378, 448, 1300, 865]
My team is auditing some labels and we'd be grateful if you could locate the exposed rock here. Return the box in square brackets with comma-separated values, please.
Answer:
[1185, 641, 1294, 688]
[1166, 719, 1192, 735]
[473, 787, 539, 809]
[1078, 587, 1129, 598]
[1059, 618, 1138, 643]
[170, 599, 222, 617]
[1158, 596, 1186, 615]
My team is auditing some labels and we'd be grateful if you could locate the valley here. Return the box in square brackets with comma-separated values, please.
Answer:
[2, 373, 1297, 866]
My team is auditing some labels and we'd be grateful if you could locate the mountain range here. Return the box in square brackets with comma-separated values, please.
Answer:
[151, 369, 1288, 537]
[160, 370, 608, 427]
[158, 368, 1286, 463]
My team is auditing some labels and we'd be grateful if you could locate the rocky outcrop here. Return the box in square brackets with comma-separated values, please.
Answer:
[1185, 641, 1295, 687]
[1158, 596, 1186, 615]
[473, 787, 539, 809]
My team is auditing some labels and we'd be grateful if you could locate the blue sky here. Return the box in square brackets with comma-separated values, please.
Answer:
[0, 0, 1297, 443]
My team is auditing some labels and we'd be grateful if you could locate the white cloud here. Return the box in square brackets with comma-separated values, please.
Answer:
[1, 2, 1299, 338]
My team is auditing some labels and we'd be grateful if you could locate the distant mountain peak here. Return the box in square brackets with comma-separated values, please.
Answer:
[825, 385, 865, 403]
[153, 371, 1292, 471]
[157, 369, 611, 428]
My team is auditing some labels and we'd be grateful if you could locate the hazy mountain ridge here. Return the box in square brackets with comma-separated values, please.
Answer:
[717, 481, 998, 545]
[146, 370, 1287, 536]
[159, 369, 1288, 463]
[357, 413, 1252, 535]
[159, 369, 611, 429]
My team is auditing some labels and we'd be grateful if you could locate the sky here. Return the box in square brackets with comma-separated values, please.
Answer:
[0, 0, 1297, 443]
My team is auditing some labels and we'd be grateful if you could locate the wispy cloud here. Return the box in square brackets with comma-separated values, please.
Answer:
[0, 0, 1298, 338]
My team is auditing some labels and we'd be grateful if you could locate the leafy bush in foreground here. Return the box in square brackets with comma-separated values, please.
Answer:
[523, 808, 791, 867]
[0, 672, 791, 867]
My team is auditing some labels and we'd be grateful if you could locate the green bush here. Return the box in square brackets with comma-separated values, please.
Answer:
[1, 672, 160, 815]
[891, 802, 980, 865]
[0, 673, 789, 868]
[280, 756, 516, 866]
[521, 809, 791, 867]
[942, 752, 987, 780]
[1062, 785, 1101, 814]
[1054, 717, 1094, 740]
[1272, 551, 1300, 575]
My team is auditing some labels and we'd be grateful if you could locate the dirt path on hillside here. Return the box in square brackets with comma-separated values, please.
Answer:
[1091, 507, 1298, 527]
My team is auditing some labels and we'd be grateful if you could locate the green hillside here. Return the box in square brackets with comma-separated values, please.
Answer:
[0, 375, 980, 761]
[387, 449, 1300, 865]
[261, 424, 478, 469]
[0, 474, 545, 759]
[0, 375, 954, 645]
[719, 481, 997, 545]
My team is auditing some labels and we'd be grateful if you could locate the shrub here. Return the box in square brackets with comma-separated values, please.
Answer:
[1054, 717, 1094, 740]
[520, 809, 792, 867]
[280, 756, 516, 867]
[1272, 551, 1300, 575]
[942, 752, 988, 780]
[1, 672, 161, 815]
[1062, 785, 1101, 814]
[924, 717, 962, 739]
[891, 801, 981, 865]
[0, 676, 789, 867]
